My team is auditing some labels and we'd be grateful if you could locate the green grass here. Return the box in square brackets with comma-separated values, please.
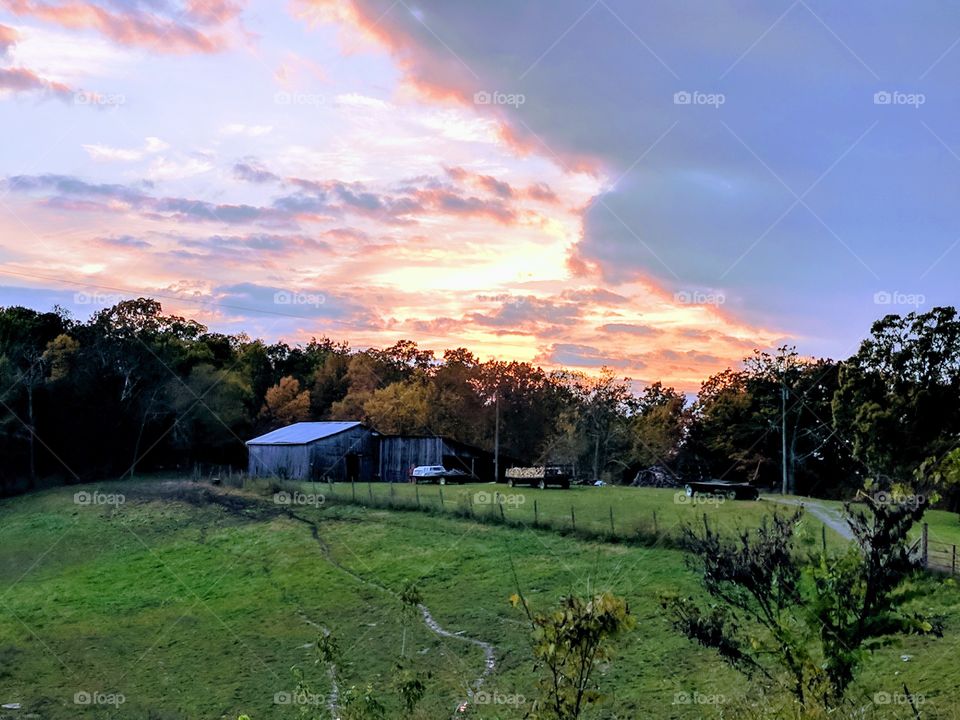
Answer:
[1, 479, 959, 719]
[917, 508, 960, 546]
[294, 481, 851, 554]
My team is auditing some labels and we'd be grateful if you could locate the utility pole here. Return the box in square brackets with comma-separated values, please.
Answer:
[781, 379, 789, 495]
[494, 392, 500, 483]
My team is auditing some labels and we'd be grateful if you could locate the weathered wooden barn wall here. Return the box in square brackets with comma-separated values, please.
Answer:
[378, 436, 494, 483]
[248, 443, 311, 479]
[248, 425, 376, 481]
[308, 424, 376, 482]
[378, 436, 445, 483]
[249, 427, 497, 483]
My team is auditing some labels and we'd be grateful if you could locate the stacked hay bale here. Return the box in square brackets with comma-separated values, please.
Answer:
[505, 466, 546, 479]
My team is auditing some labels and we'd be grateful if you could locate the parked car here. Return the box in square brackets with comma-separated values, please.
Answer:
[411, 466, 468, 485]
[684, 480, 760, 500]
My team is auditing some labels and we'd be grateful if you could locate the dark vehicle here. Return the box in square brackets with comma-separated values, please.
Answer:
[505, 465, 571, 489]
[684, 480, 760, 501]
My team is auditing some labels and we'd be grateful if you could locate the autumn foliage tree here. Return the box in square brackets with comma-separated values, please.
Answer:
[258, 376, 310, 429]
[4, 296, 960, 510]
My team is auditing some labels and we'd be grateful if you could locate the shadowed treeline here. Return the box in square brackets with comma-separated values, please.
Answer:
[1, 298, 959, 506]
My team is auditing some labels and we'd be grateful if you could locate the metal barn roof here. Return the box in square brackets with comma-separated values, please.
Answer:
[246, 421, 363, 446]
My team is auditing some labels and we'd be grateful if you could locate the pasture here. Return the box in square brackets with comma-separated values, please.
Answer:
[0, 479, 958, 718]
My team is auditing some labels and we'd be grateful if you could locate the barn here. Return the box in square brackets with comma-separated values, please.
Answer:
[245, 422, 377, 481]
[378, 435, 496, 484]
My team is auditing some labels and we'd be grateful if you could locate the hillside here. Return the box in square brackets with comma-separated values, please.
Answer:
[1, 480, 958, 719]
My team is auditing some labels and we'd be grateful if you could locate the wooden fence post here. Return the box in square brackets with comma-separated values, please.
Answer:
[415, 483, 421, 509]
[609, 506, 615, 536]
[534, 499, 539, 526]
[390, 482, 395, 506]
[468, 493, 474, 517]
[351, 480, 356, 502]
[922, 523, 929, 568]
[953, 544, 957, 576]
[499, 501, 506, 522]
[368, 482, 373, 504]
[571, 506, 576, 531]
[652, 510, 658, 536]
[439, 487, 445, 510]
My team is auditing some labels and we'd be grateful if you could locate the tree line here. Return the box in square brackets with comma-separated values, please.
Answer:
[1, 298, 958, 502]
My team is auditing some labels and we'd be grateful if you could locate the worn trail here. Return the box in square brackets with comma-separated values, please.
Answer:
[157, 483, 497, 717]
[287, 511, 497, 717]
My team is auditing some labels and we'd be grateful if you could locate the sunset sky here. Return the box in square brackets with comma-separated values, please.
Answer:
[2, 1, 958, 390]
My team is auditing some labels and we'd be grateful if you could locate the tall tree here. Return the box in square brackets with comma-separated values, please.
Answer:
[258, 376, 310, 429]
[629, 382, 686, 469]
[362, 379, 435, 434]
[0, 306, 69, 486]
[834, 307, 960, 483]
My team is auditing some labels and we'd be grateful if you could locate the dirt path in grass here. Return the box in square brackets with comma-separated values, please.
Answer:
[769, 497, 853, 540]
[142, 482, 497, 717]
[286, 511, 497, 717]
[298, 613, 340, 716]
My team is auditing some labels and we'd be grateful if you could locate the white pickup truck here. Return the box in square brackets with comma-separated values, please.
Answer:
[411, 465, 467, 484]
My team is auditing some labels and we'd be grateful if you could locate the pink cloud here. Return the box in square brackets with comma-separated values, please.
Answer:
[0, 23, 17, 56]
[5, 0, 246, 54]
[0, 22, 74, 99]
[445, 165, 561, 205]
[412, 187, 515, 224]
[0, 67, 72, 98]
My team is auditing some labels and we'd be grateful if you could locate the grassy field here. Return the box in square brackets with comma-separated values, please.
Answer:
[1, 479, 958, 719]
[296, 481, 849, 549]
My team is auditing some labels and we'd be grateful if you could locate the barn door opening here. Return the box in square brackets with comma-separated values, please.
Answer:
[443, 454, 474, 478]
[345, 453, 360, 481]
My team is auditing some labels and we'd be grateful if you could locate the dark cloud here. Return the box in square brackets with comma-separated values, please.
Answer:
[537, 343, 643, 369]
[153, 197, 273, 224]
[233, 160, 279, 184]
[467, 295, 582, 332]
[97, 234, 152, 249]
[5, 173, 294, 227]
[6, 174, 148, 203]
[179, 233, 330, 254]
[337, 0, 960, 355]
[214, 282, 380, 329]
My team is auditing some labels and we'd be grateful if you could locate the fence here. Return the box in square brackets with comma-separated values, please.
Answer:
[191, 463, 245, 487]
[916, 523, 960, 576]
[286, 479, 677, 549]
[193, 474, 960, 576]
